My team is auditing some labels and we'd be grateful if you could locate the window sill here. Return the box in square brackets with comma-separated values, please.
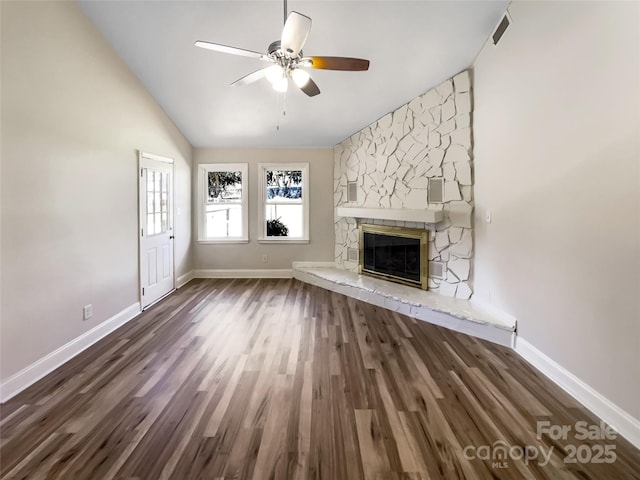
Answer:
[198, 238, 249, 245]
[258, 237, 309, 245]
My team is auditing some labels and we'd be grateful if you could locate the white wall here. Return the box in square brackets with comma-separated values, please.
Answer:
[193, 148, 334, 270]
[0, 2, 193, 382]
[474, 1, 640, 419]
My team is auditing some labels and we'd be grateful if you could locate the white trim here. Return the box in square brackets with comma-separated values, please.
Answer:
[515, 337, 640, 449]
[176, 271, 194, 288]
[258, 238, 309, 244]
[194, 269, 293, 279]
[0, 303, 141, 402]
[139, 150, 174, 163]
[197, 239, 249, 245]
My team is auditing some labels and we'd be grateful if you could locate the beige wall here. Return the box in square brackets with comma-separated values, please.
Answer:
[473, 1, 640, 418]
[193, 148, 334, 270]
[0, 2, 193, 381]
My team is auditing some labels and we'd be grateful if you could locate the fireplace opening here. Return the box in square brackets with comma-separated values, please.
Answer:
[358, 224, 428, 290]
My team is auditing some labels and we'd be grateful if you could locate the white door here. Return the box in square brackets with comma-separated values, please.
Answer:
[139, 152, 175, 309]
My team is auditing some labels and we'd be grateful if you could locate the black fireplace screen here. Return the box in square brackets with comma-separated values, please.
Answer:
[362, 232, 421, 283]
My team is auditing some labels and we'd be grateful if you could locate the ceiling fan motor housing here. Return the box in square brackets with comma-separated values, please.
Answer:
[268, 40, 302, 60]
[268, 40, 281, 55]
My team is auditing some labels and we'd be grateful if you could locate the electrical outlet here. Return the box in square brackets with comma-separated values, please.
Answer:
[262, 254, 268, 263]
[83, 304, 93, 321]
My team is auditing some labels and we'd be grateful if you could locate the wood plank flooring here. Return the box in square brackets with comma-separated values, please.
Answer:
[1, 278, 639, 479]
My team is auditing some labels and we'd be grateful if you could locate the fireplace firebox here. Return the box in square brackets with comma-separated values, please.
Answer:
[358, 224, 429, 290]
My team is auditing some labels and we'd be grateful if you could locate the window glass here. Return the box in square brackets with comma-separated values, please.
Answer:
[198, 164, 248, 242]
[260, 164, 308, 241]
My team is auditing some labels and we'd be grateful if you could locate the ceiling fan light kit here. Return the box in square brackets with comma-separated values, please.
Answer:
[194, 1, 370, 98]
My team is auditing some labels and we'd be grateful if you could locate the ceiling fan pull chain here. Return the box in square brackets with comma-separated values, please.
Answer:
[276, 92, 282, 131]
[283, 91, 287, 117]
[275, 91, 287, 131]
[283, 0, 287, 25]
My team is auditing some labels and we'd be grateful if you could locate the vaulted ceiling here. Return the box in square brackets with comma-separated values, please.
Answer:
[78, 1, 508, 148]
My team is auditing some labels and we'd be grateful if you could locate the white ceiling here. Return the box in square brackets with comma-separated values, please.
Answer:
[78, 1, 508, 148]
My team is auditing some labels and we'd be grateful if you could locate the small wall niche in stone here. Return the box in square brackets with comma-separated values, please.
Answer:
[429, 261, 446, 279]
[347, 182, 358, 202]
[428, 178, 444, 203]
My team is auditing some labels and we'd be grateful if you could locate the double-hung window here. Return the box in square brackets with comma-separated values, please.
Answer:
[198, 163, 248, 243]
[258, 163, 309, 243]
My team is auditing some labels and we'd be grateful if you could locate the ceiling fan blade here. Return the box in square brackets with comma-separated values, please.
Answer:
[299, 77, 320, 97]
[281, 12, 311, 57]
[231, 67, 272, 87]
[194, 41, 269, 61]
[303, 56, 370, 71]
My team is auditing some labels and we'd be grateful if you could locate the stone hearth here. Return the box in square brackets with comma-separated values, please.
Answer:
[293, 263, 516, 347]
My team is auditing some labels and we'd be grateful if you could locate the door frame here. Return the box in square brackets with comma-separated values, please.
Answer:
[138, 150, 176, 309]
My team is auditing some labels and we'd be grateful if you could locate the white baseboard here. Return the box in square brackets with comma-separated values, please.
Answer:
[0, 302, 141, 403]
[176, 270, 194, 288]
[515, 337, 640, 450]
[193, 269, 292, 279]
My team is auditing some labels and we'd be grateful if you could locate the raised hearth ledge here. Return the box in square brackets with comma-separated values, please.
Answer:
[336, 206, 444, 224]
[292, 263, 516, 347]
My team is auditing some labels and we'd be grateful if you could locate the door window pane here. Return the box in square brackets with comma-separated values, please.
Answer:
[145, 169, 170, 236]
[147, 213, 155, 235]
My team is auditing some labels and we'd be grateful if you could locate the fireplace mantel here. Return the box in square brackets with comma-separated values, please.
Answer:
[336, 206, 444, 224]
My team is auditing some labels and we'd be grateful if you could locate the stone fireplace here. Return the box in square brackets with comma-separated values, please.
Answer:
[359, 224, 428, 290]
[334, 69, 474, 299]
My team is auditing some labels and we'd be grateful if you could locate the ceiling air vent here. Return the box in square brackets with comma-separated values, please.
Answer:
[492, 12, 511, 46]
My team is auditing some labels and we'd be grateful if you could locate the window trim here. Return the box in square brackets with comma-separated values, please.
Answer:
[258, 163, 309, 244]
[197, 163, 249, 244]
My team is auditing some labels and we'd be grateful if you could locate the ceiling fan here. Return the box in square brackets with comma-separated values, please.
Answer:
[194, 0, 370, 97]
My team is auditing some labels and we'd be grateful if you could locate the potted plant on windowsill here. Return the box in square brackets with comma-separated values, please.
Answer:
[266, 218, 289, 236]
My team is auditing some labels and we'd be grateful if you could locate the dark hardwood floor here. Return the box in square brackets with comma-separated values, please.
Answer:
[1, 278, 639, 479]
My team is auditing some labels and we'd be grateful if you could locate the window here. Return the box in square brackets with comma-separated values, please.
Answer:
[146, 169, 170, 236]
[198, 163, 248, 243]
[259, 163, 309, 243]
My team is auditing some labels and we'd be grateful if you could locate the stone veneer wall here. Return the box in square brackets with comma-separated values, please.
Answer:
[333, 70, 474, 299]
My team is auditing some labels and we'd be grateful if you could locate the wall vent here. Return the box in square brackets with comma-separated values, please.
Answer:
[428, 178, 444, 204]
[347, 247, 358, 262]
[347, 182, 358, 202]
[492, 12, 511, 46]
[429, 261, 445, 279]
